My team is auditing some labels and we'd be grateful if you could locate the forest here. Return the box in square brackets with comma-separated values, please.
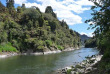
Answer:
[0, 1, 81, 53]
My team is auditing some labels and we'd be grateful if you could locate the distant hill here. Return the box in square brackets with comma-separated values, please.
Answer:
[74, 31, 91, 45]
[80, 34, 91, 45]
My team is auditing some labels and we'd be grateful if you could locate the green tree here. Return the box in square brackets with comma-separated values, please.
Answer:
[22, 8, 41, 23]
[45, 6, 57, 18]
[85, 0, 110, 73]
[17, 6, 22, 13]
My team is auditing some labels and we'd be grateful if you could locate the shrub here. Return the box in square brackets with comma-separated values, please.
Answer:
[75, 65, 83, 69]
[0, 42, 18, 52]
[57, 45, 64, 50]
[22, 8, 41, 22]
[45, 40, 52, 47]
[37, 45, 44, 50]
[67, 69, 72, 74]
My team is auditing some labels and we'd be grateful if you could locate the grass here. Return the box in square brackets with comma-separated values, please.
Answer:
[0, 43, 18, 52]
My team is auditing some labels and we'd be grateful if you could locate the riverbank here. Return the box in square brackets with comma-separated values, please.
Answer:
[0, 47, 79, 58]
[0, 52, 19, 58]
[63, 47, 79, 51]
[56, 54, 103, 74]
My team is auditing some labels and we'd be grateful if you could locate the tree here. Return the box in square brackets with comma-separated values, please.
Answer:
[85, 0, 110, 73]
[22, 8, 41, 23]
[21, 4, 26, 11]
[6, 0, 14, 8]
[85, 0, 110, 51]
[45, 6, 53, 13]
[45, 6, 57, 18]
[0, 1, 81, 53]
[17, 6, 22, 13]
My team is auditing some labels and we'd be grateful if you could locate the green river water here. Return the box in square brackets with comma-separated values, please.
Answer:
[0, 48, 99, 74]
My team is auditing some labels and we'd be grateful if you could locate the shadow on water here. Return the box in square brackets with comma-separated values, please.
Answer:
[0, 48, 99, 74]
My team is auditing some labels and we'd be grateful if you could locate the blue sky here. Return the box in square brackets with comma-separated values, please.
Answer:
[1, 0, 95, 37]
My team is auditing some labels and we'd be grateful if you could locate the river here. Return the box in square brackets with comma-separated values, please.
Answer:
[0, 48, 99, 74]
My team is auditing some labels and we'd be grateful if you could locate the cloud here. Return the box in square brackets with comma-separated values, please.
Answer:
[54, 10, 82, 25]
[15, 0, 27, 5]
[80, 32, 93, 37]
[67, 4, 90, 14]
[88, 21, 96, 25]
[75, 0, 94, 6]
[14, 0, 94, 25]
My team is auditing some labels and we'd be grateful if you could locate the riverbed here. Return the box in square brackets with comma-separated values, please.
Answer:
[0, 48, 99, 74]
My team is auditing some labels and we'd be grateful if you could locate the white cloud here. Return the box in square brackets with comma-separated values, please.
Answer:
[75, 0, 94, 6]
[55, 10, 82, 25]
[15, 0, 27, 5]
[24, 2, 45, 11]
[14, 0, 94, 25]
[67, 4, 90, 14]
[88, 21, 96, 25]
[80, 32, 93, 37]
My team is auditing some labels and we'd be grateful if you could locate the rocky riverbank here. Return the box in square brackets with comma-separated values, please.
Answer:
[0, 52, 19, 58]
[56, 54, 103, 74]
[0, 47, 79, 58]
[22, 50, 62, 55]
[63, 47, 79, 51]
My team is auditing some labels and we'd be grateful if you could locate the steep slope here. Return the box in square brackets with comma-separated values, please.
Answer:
[80, 34, 91, 45]
[74, 31, 90, 45]
[0, 2, 81, 53]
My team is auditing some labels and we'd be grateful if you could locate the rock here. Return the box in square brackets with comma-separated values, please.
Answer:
[56, 55, 103, 74]
[71, 71, 76, 74]
[77, 69, 85, 73]
[86, 67, 92, 71]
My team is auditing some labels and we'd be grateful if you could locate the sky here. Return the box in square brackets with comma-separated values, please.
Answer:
[0, 0, 95, 37]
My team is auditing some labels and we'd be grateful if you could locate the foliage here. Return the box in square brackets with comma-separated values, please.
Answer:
[67, 69, 72, 74]
[0, 43, 18, 52]
[22, 8, 41, 23]
[45, 40, 53, 47]
[0, 1, 81, 53]
[45, 6, 57, 18]
[85, 38, 97, 48]
[85, 0, 110, 73]
[57, 45, 64, 50]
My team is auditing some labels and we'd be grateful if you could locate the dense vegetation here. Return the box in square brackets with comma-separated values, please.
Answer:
[85, 37, 97, 48]
[80, 34, 90, 45]
[0, 1, 81, 53]
[85, 0, 110, 73]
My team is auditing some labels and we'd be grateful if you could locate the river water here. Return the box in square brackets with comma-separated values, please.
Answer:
[0, 48, 99, 74]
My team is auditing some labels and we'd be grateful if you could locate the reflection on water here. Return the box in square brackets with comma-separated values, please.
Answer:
[0, 48, 99, 74]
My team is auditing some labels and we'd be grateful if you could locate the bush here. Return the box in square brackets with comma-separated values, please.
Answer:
[22, 8, 41, 22]
[37, 45, 44, 50]
[57, 45, 64, 50]
[0, 43, 18, 52]
[75, 65, 83, 69]
[67, 69, 72, 74]
[45, 40, 52, 47]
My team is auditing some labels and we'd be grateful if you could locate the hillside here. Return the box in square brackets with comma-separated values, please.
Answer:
[0, 1, 81, 53]
[80, 34, 91, 45]
[74, 31, 90, 45]
[85, 37, 97, 48]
